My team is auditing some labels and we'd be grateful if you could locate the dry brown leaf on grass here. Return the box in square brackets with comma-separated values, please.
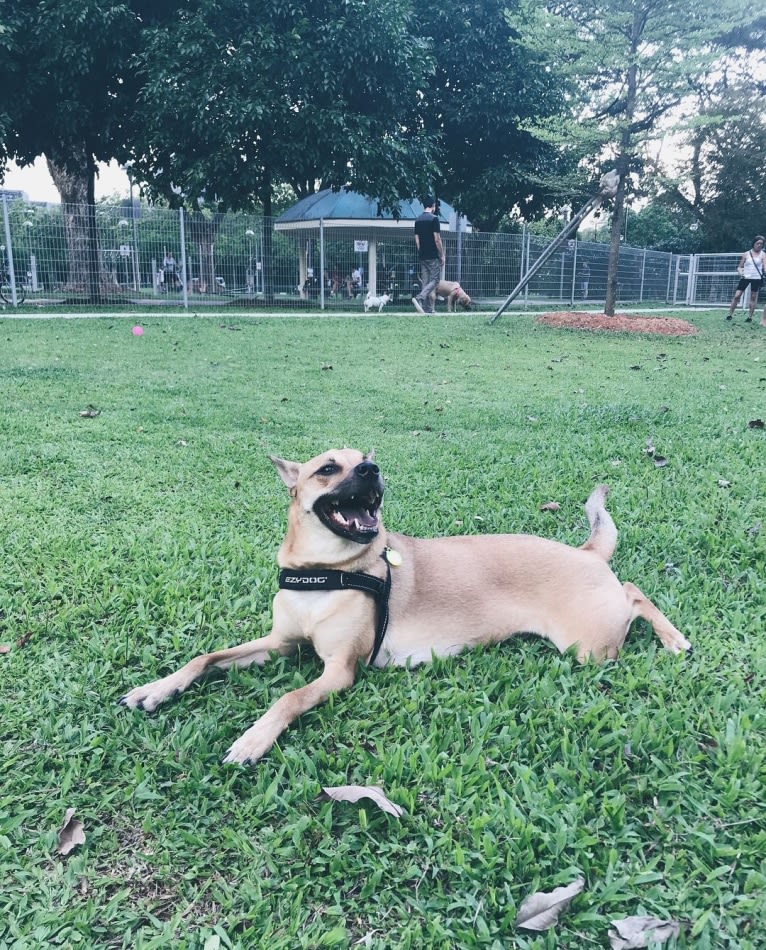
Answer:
[516, 877, 585, 931]
[57, 808, 86, 855]
[79, 406, 101, 418]
[539, 501, 561, 512]
[608, 915, 681, 949]
[747, 418, 764, 429]
[318, 785, 404, 818]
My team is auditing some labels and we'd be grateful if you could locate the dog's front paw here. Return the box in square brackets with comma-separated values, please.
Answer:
[118, 676, 179, 713]
[668, 633, 692, 655]
[223, 722, 279, 766]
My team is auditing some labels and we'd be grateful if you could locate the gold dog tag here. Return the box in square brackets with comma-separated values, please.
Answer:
[385, 547, 403, 567]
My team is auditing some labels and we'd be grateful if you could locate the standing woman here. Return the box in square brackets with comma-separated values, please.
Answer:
[727, 235, 765, 322]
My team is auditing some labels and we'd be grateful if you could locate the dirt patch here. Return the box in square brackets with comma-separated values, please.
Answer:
[536, 311, 698, 336]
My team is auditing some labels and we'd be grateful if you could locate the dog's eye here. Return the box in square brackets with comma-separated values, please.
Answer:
[316, 463, 340, 477]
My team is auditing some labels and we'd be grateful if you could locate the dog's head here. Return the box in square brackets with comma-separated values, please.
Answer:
[455, 289, 472, 310]
[270, 448, 385, 553]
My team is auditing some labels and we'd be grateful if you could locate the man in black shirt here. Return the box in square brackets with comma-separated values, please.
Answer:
[412, 196, 444, 314]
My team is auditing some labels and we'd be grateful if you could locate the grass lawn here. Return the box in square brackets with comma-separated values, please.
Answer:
[0, 309, 764, 949]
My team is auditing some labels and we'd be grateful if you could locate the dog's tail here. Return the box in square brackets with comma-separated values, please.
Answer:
[579, 484, 617, 561]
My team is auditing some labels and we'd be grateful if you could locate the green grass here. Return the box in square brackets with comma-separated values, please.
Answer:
[0, 309, 764, 949]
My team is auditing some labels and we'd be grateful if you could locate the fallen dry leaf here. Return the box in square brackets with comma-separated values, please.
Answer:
[718, 479, 731, 488]
[539, 501, 561, 512]
[0, 644, 10, 655]
[57, 808, 86, 856]
[747, 419, 764, 429]
[652, 455, 668, 468]
[318, 785, 404, 818]
[608, 915, 681, 949]
[516, 877, 585, 931]
[79, 406, 101, 418]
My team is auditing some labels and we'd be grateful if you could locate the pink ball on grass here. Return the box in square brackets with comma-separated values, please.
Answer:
[132, 325, 144, 336]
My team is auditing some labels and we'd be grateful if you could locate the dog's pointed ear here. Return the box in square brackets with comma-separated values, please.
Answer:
[364, 449, 376, 462]
[269, 455, 301, 492]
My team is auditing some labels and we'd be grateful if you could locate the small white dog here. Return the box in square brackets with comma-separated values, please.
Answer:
[363, 292, 392, 313]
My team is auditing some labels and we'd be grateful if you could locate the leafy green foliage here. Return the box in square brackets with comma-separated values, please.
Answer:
[0, 0, 140, 185]
[412, 0, 569, 229]
[654, 93, 766, 253]
[123, 0, 438, 215]
[509, 0, 757, 313]
[0, 310, 764, 946]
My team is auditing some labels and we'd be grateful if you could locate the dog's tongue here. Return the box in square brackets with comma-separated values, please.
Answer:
[343, 507, 378, 531]
[346, 506, 378, 530]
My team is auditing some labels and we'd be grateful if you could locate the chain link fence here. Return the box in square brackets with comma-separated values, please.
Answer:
[0, 194, 712, 312]
[672, 253, 755, 309]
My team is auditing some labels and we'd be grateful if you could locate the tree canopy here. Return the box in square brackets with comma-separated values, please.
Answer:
[509, 0, 758, 312]
[0, 0, 142, 203]
[120, 0, 438, 217]
[411, 0, 569, 229]
[1, 0, 764, 261]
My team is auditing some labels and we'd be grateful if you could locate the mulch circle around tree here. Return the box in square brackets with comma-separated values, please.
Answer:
[536, 311, 698, 336]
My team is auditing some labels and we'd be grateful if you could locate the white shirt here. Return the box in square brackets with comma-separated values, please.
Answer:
[743, 250, 765, 279]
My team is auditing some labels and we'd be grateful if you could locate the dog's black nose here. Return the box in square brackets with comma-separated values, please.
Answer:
[356, 461, 380, 479]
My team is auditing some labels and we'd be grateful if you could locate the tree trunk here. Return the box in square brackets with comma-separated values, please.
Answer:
[604, 11, 640, 318]
[47, 147, 102, 303]
[261, 166, 274, 303]
[184, 212, 224, 294]
[604, 172, 626, 316]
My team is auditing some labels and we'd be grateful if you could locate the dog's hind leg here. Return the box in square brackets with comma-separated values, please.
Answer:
[579, 484, 617, 561]
[119, 632, 296, 713]
[223, 656, 357, 765]
[623, 582, 691, 654]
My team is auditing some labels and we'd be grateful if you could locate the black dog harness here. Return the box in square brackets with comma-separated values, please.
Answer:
[278, 553, 393, 665]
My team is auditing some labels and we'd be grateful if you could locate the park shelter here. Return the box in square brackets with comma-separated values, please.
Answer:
[274, 189, 471, 297]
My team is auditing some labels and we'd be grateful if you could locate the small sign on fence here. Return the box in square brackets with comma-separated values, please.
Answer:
[354, 240, 368, 253]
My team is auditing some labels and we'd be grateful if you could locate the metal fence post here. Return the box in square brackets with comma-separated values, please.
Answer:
[523, 227, 530, 308]
[666, 254, 673, 303]
[686, 254, 697, 306]
[319, 217, 325, 310]
[570, 239, 578, 305]
[179, 208, 189, 310]
[639, 248, 646, 302]
[2, 195, 19, 307]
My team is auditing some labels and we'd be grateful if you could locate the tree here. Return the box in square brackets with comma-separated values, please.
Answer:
[510, 0, 753, 314]
[119, 0, 439, 298]
[647, 25, 766, 253]
[411, 0, 570, 230]
[123, 0, 437, 215]
[0, 1, 148, 300]
[623, 201, 704, 254]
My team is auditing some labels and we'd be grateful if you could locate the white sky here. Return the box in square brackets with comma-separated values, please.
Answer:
[2, 157, 131, 202]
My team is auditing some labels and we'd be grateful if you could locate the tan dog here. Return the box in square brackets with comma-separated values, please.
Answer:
[120, 448, 690, 764]
[434, 279, 472, 310]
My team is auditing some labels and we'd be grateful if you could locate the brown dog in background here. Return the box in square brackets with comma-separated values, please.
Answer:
[434, 279, 472, 310]
[120, 448, 690, 764]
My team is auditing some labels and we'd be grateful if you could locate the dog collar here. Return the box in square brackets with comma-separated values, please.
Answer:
[278, 553, 393, 665]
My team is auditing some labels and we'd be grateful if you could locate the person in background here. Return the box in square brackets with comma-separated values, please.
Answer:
[727, 235, 764, 322]
[580, 261, 590, 299]
[163, 251, 179, 292]
[412, 195, 444, 314]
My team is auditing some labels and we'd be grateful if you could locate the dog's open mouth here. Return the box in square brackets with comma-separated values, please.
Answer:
[314, 489, 383, 543]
